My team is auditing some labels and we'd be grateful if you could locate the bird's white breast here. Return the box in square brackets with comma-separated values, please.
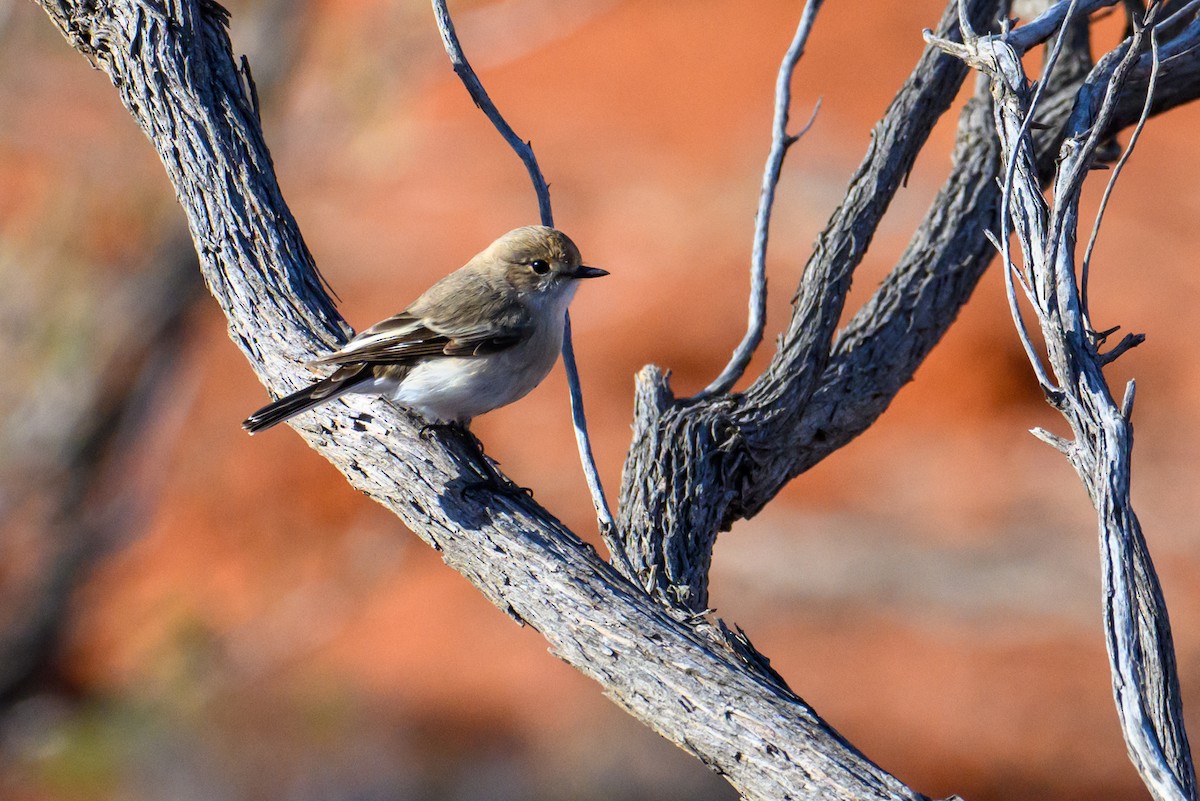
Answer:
[392, 286, 574, 422]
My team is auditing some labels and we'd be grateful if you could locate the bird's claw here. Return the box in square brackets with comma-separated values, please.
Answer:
[454, 464, 534, 502]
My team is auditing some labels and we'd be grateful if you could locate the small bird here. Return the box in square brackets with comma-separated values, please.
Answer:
[243, 226, 607, 434]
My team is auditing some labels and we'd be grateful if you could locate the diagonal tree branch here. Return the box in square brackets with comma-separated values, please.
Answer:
[30, 2, 928, 799]
[788, 0, 1200, 478]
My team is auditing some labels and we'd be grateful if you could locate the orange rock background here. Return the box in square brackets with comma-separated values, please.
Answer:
[1, 1, 1198, 800]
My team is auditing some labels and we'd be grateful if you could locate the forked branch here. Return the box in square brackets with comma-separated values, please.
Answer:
[28, 0, 1200, 798]
[30, 1, 926, 799]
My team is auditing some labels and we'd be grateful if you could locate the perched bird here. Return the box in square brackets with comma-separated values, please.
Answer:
[243, 226, 606, 434]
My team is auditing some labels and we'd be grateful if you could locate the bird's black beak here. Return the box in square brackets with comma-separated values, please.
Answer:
[573, 265, 609, 279]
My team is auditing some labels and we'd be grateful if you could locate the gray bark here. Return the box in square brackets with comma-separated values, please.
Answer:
[29, 0, 1200, 799]
[928, 6, 1198, 799]
[615, 0, 1200, 615]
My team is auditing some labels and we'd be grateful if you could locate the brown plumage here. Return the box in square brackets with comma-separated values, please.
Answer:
[243, 226, 606, 433]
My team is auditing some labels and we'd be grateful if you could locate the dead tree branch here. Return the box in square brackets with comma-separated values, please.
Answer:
[28, 0, 1200, 798]
[30, 2, 922, 798]
[928, 4, 1197, 799]
[615, 0, 1200, 615]
[699, 0, 823, 399]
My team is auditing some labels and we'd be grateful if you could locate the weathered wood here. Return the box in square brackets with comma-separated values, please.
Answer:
[31, 1, 925, 799]
[617, 0, 1005, 611]
[615, 0, 1200, 617]
[29, 0, 1200, 798]
[928, 7, 1198, 799]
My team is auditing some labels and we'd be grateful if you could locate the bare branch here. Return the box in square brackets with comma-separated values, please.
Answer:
[1082, 28, 1160, 328]
[1004, 0, 1120, 51]
[620, 0, 1200, 635]
[430, 0, 552, 225]
[932, 5, 1198, 798]
[29, 2, 927, 799]
[971, 0, 1083, 397]
[1097, 331, 1146, 365]
[26, 0, 1200, 798]
[781, 6, 1200, 478]
[430, 0, 614, 540]
[1030, 425, 1074, 452]
[1122, 377, 1137, 418]
[618, 0, 1003, 609]
[561, 313, 620, 552]
[698, 0, 824, 399]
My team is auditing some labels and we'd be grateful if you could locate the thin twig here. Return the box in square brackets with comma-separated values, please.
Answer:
[985, 227, 1037, 304]
[1081, 27, 1160, 328]
[1098, 331, 1146, 364]
[431, 1, 552, 224]
[988, 221, 1057, 394]
[1151, 0, 1200, 42]
[996, 0, 1082, 395]
[698, 0, 824, 399]
[562, 314, 621, 546]
[431, 0, 615, 537]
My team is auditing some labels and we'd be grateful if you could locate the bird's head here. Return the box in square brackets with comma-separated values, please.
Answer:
[487, 225, 608, 294]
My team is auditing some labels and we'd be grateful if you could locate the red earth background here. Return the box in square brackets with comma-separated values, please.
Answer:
[1, 1, 1199, 800]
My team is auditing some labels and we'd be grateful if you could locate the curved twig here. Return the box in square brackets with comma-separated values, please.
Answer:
[430, 0, 614, 538]
[1081, 28, 1160, 329]
[994, 0, 1081, 396]
[698, 0, 824, 399]
[1003, 0, 1120, 50]
[431, 1, 552, 225]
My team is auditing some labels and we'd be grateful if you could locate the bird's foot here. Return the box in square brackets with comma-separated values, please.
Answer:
[417, 419, 534, 500]
[455, 460, 534, 502]
[419, 419, 468, 441]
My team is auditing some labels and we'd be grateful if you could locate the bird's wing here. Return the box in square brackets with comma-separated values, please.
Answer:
[310, 308, 532, 367]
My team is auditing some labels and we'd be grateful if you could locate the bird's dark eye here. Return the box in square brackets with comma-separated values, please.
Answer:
[530, 259, 551, 275]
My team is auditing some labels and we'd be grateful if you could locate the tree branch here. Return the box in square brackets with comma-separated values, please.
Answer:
[31, 2, 926, 799]
[698, 0, 823, 399]
[928, 5, 1197, 798]
[615, 0, 1200, 616]
[29, 0, 1200, 798]
[773, 1, 1200, 475]
[617, 0, 1003, 610]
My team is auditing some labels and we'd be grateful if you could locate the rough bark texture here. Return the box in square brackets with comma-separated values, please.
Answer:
[929, 11, 1198, 800]
[617, 0, 1006, 612]
[30, 0, 1200, 799]
[31, 2, 922, 799]
[615, 0, 1200, 617]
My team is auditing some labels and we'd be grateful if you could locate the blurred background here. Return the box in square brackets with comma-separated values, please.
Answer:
[2, 1, 1199, 799]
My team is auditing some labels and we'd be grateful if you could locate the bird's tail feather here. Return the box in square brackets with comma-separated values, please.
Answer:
[242, 366, 369, 434]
